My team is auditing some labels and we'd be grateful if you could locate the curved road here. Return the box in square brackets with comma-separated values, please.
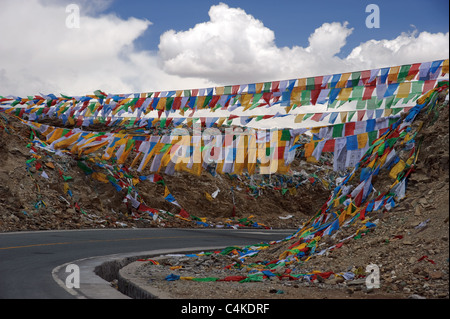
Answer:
[0, 227, 293, 299]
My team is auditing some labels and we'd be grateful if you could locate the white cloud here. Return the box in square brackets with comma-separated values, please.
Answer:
[306, 22, 354, 57]
[346, 30, 449, 68]
[0, 1, 448, 98]
[0, 0, 213, 96]
[159, 3, 448, 84]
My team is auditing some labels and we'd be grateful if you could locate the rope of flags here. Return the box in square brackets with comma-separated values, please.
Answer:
[1, 59, 447, 129]
[156, 80, 449, 282]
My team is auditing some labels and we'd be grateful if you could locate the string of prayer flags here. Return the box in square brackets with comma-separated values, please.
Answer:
[1, 60, 447, 130]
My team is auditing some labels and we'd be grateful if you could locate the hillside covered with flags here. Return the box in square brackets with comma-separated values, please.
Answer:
[1, 59, 449, 299]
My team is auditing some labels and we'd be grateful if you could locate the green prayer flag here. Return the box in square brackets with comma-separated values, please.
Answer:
[306, 77, 315, 90]
[224, 86, 232, 95]
[301, 90, 311, 105]
[159, 143, 172, 153]
[192, 277, 218, 282]
[328, 99, 338, 109]
[281, 129, 291, 141]
[368, 131, 378, 145]
[351, 71, 361, 87]
[352, 86, 363, 100]
[397, 64, 411, 82]
[367, 97, 379, 110]
[125, 139, 135, 151]
[356, 99, 366, 110]
[332, 123, 344, 138]
[411, 81, 424, 94]
[77, 161, 93, 175]
[385, 96, 395, 109]
[239, 274, 264, 283]
[165, 97, 174, 110]
[348, 111, 356, 122]
[391, 108, 403, 115]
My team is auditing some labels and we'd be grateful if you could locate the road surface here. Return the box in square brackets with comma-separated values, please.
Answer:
[0, 227, 294, 299]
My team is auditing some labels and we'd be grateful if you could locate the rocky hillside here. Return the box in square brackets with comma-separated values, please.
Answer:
[0, 113, 333, 231]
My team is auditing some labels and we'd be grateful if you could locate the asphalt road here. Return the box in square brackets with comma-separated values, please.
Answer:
[0, 227, 294, 299]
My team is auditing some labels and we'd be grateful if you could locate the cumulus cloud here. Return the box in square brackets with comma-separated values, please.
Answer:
[159, 2, 449, 84]
[346, 30, 450, 68]
[0, 0, 214, 96]
[0, 1, 448, 98]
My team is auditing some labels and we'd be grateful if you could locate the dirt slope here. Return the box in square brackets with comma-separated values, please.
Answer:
[0, 114, 331, 231]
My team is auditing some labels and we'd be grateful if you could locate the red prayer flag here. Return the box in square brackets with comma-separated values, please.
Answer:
[345, 122, 355, 136]
[363, 85, 376, 100]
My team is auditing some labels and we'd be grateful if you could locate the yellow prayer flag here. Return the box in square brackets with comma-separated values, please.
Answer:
[63, 182, 70, 194]
[92, 172, 109, 183]
[304, 142, 315, 158]
[291, 87, 301, 105]
[296, 78, 306, 90]
[215, 86, 224, 95]
[164, 186, 170, 198]
[387, 66, 400, 83]
[46, 128, 65, 144]
[255, 83, 263, 93]
[336, 73, 351, 88]
[442, 59, 449, 75]
[337, 87, 353, 101]
[54, 133, 81, 149]
[240, 94, 253, 111]
[357, 133, 368, 149]
[155, 97, 165, 110]
[397, 82, 411, 99]
[294, 113, 304, 123]
[389, 159, 405, 179]
[217, 117, 226, 127]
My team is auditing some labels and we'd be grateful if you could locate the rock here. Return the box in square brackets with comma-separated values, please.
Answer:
[325, 277, 344, 285]
[347, 278, 366, 286]
[365, 287, 374, 294]
[345, 288, 354, 295]
[430, 271, 443, 280]
[414, 206, 421, 216]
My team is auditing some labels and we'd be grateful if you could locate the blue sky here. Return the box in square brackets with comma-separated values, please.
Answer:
[102, 0, 449, 57]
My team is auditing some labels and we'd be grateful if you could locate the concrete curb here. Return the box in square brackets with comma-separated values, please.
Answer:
[52, 246, 227, 299]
